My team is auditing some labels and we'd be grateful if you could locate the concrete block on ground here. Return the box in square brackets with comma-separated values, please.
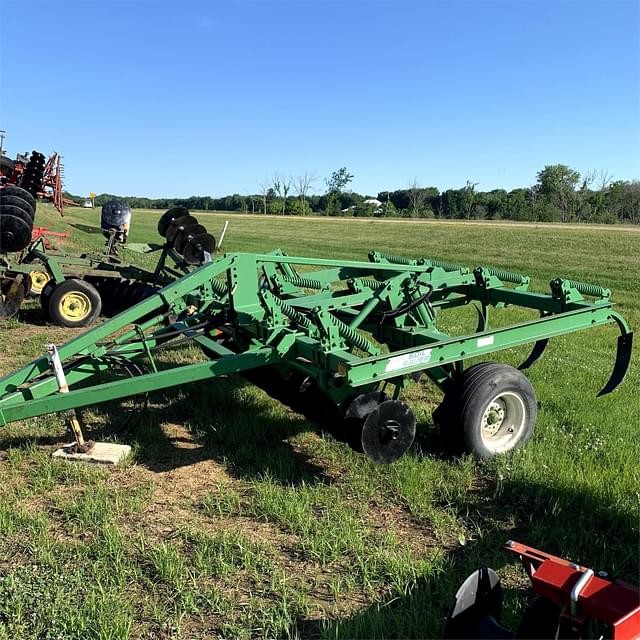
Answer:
[52, 442, 131, 466]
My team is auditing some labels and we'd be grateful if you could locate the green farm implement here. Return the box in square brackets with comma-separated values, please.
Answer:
[0, 205, 219, 326]
[0, 249, 632, 461]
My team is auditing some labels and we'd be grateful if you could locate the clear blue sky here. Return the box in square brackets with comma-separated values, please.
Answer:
[1, 0, 639, 198]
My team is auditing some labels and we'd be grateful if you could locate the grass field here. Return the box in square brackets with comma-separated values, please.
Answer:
[0, 204, 638, 639]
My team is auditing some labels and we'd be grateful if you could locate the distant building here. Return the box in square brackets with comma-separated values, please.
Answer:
[364, 198, 382, 211]
[342, 198, 384, 214]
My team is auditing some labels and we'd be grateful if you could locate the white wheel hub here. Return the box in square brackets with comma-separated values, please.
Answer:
[480, 392, 526, 453]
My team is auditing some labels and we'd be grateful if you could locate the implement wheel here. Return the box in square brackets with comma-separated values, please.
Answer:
[459, 363, 536, 458]
[47, 279, 102, 327]
[28, 269, 51, 297]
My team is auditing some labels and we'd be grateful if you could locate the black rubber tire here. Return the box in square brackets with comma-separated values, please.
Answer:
[434, 362, 504, 450]
[40, 280, 56, 320]
[459, 363, 537, 458]
[0, 156, 16, 177]
[0, 194, 35, 219]
[47, 279, 102, 328]
[0, 186, 36, 209]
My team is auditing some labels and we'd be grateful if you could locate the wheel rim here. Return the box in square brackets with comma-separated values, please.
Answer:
[480, 391, 526, 453]
[29, 270, 50, 294]
[59, 291, 91, 321]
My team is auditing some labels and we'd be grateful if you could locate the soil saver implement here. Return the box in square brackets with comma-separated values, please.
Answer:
[0, 248, 632, 461]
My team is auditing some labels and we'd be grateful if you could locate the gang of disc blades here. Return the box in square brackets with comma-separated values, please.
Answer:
[0, 186, 36, 209]
[361, 399, 416, 464]
[157, 207, 190, 237]
[166, 215, 199, 244]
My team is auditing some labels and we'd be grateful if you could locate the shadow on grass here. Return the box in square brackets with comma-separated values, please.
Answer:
[68, 223, 103, 235]
[302, 476, 638, 639]
[130, 375, 335, 486]
[17, 306, 48, 326]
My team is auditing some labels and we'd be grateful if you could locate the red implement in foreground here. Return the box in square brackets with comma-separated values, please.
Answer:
[30, 226, 70, 248]
[444, 541, 640, 639]
[507, 541, 640, 640]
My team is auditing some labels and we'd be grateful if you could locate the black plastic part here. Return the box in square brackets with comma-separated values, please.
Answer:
[597, 331, 633, 396]
[101, 200, 131, 244]
[361, 399, 416, 463]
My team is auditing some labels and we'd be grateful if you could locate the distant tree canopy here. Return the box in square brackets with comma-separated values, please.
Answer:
[69, 164, 639, 224]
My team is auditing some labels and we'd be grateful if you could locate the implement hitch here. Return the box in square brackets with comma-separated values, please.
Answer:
[0, 248, 632, 463]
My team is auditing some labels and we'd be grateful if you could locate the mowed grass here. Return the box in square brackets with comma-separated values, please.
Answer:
[0, 204, 637, 639]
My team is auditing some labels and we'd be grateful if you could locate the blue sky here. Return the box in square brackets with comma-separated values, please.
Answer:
[1, 0, 639, 197]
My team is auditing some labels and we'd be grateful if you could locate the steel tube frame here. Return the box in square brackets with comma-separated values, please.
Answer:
[0, 250, 631, 431]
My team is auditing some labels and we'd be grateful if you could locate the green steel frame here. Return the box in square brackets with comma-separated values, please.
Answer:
[0, 249, 632, 455]
[0, 236, 190, 289]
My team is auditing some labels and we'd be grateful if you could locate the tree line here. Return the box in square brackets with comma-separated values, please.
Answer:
[66, 164, 640, 224]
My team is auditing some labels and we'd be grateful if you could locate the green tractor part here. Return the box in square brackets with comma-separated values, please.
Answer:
[0, 249, 632, 462]
[0, 206, 219, 326]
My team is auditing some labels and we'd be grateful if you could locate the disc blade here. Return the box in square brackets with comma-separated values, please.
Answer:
[0, 186, 36, 209]
[183, 233, 216, 265]
[0, 204, 33, 226]
[174, 224, 207, 254]
[157, 207, 190, 237]
[166, 215, 199, 244]
[0, 195, 35, 220]
[361, 399, 416, 464]
[0, 213, 32, 252]
[0, 276, 28, 317]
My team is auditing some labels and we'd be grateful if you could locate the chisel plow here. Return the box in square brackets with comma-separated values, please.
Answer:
[0, 249, 632, 462]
